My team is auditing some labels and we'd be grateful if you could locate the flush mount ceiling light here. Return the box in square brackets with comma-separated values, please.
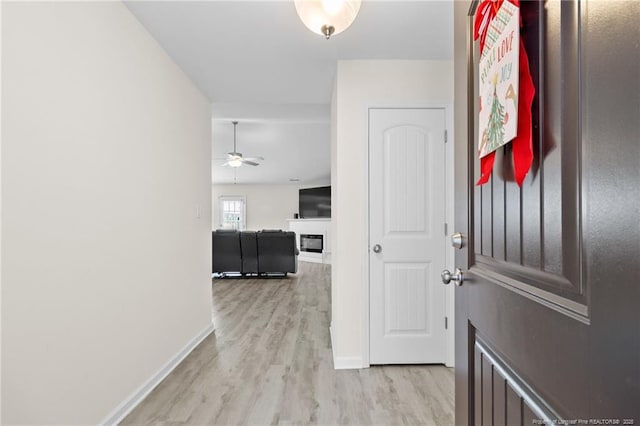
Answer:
[294, 0, 362, 39]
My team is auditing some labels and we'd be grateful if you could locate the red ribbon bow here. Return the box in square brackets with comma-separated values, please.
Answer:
[474, 0, 535, 187]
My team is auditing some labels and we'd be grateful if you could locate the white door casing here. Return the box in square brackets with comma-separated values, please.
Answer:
[369, 108, 447, 364]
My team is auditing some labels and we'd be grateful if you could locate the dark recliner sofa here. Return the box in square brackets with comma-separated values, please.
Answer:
[212, 229, 242, 274]
[256, 230, 298, 274]
[240, 231, 258, 274]
[212, 229, 298, 276]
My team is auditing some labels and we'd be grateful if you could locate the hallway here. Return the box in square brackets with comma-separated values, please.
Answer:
[122, 262, 454, 425]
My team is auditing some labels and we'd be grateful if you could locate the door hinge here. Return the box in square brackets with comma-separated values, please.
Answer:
[445, 316, 448, 329]
[444, 223, 448, 236]
[444, 129, 448, 143]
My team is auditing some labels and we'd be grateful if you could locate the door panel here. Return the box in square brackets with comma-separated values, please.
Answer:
[473, 0, 584, 306]
[454, 0, 640, 424]
[384, 126, 428, 234]
[369, 108, 447, 365]
[384, 263, 431, 334]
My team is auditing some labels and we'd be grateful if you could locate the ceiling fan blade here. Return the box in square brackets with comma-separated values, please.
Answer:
[242, 156, 264, 161]
[241, 160, 259, 166]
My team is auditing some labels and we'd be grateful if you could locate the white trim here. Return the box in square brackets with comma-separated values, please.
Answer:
[0, 4, 3, 423]
[330, 325, 365, 370]
[329, 324, 336, 366]
[333, 356, 366, 370]
[444, 107, 456, 368]
[361, 105, 371, 368]
[364, 103, 455, 367]
[100, 323, 215, 426]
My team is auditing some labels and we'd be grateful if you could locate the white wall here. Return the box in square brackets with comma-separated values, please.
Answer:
[213, 184, 299, 231]
[2, 3, 213, 424]
[331, 60, 454, 367]
[0, 1, 3, 420]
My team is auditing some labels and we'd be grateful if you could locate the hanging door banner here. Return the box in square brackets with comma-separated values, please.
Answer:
[477, 1, 520, 159]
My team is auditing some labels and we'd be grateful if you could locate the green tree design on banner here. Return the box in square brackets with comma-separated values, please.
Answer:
[486, 78, 505, 153]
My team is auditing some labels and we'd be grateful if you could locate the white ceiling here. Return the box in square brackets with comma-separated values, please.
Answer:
[125, 1, 453, 184]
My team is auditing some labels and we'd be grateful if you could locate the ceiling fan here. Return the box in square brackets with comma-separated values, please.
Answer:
[218, 121, 264, 167]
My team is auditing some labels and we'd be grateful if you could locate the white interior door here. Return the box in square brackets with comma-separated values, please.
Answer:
[369, 108, 447, 364]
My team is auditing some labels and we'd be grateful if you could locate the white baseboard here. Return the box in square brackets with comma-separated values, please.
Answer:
[330, 325, 336, 365]
[333, 355, 365, 370]
[329, 325, 365, 370]
[100, 323, 215, 426]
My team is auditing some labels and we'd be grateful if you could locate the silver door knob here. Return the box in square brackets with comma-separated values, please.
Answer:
[441, 268, 464, 286]
[372, 244, 382, 253]
[451, 232, 464, 249]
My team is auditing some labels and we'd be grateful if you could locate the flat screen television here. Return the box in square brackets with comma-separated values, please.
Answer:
[299, 186, 331, 218]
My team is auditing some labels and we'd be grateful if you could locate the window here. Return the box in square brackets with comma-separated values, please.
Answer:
[219, 196, 246, 230]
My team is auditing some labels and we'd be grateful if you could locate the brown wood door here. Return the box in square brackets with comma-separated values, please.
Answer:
[453, 1, 640, 424]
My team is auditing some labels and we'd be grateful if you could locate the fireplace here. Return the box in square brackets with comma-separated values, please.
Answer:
[288, 219, 331, 264]
[300, 234, 323, 253]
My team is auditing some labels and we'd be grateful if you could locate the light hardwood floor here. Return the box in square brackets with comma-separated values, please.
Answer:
[121, 262, 454, 425]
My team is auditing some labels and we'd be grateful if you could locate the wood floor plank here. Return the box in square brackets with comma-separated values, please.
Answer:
[121, 262, 454, 425]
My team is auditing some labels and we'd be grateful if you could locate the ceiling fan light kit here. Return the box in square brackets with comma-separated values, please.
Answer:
[294, 0, 362, 39]
[227, 156, 243, 168]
